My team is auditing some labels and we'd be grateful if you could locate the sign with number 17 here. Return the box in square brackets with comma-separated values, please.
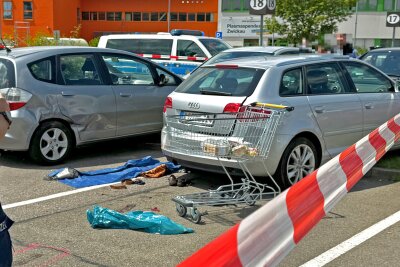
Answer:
[249, 0, 276, 15]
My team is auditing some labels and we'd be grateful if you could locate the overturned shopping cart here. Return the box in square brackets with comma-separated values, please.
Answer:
[165, 102, 294, 223]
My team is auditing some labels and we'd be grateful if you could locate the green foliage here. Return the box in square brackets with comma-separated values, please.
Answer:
[70, 24, 82, 38]
[25, 32, 55, 46]
[88, 37, 100, 47]
[265, 0, 357, 45]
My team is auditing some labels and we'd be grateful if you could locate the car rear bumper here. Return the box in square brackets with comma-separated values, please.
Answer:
[0, 110, 37, 151]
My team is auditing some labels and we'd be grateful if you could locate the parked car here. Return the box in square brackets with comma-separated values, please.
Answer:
[183, 46, 315, 78]
[359, 47, 400, 79]
[0, 46, 183, 164]
[162, 55, 400, 188]
[98, 30, 232, 76]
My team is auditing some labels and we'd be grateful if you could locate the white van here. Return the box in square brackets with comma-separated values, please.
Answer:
[97, 30, 231, 76]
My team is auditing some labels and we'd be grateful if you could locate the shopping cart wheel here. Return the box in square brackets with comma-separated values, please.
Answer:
[244, 195, 256, 206]
[191, 209, 202, 224]
[176, 203, 187, 217]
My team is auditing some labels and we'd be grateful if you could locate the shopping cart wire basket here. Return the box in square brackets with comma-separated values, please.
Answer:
[165, 102, 294, 223]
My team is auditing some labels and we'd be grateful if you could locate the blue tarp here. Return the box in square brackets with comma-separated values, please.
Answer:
[87, 205, 193, 235]
[52, 156, 180, 188]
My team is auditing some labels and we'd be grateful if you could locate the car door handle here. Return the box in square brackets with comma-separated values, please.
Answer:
[314, 107, 325, 113]
[365, 103, 373, 109]
[61, 91, 75, 96]
[119, 93, 132, 97]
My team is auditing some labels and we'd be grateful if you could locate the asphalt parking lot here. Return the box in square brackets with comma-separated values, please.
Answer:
[1, 134, 399, 266]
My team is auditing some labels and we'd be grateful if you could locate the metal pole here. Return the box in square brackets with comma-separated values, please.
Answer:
[393, 0, 398, 47]
[168, 0, 171, 32]
[260, 15, 264, 46]
[354, 0, 358, 47]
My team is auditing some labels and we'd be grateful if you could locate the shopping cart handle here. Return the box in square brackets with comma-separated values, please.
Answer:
[250, 102, 294, 112]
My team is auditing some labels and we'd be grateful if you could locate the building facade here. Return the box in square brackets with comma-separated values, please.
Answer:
[0, 0, 218, 44]
[0, 0, 399, 49]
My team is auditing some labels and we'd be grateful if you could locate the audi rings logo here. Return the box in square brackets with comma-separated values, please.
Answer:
[188, 102, 200, 109]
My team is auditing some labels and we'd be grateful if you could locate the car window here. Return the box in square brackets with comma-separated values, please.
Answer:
[306, 63, 348, 95]
[60, 54, 103, 85]
[28, 57, 56, 83]
[101, 54, 154, 85]
[177, 40, 206, 59]
[361, 51, 400, 76]
[105, 38, 173, 56]
[205, 51, 273, 65]
[175, 67, 265, 96]
[198, 38, 231, 56]
[342, 61, 394, 93]
[0, 58, 16, 88]
[280, 68, 303, 96]
[155, 67, 178, 86]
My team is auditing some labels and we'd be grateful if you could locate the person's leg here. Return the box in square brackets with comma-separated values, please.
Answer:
[0, 204, 13, 267]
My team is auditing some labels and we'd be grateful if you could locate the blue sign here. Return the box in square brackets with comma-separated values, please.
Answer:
[216, 31, 223, 39]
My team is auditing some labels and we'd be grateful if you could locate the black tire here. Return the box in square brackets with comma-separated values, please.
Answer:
[275, 137, 319, 189]
[29, 121, 74, 165]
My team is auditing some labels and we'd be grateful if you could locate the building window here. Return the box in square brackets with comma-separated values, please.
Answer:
[188, 13, 196, 21]
[133, 12, 141, 21]
[106, 12, 121, 21]
[82, 12, 89, 20]
[99, 12, 105, 20]
[170, 12, 177, 21]
[179, 12, 187, 21]
[151, 12, 158, 21]
[197, 13, 205, 21]
[3, 1, 12, 19]
[23, 1, 33, 20]
[205, 13, 212, 21]
[115, 12, 122, 21]
[90, 12, 98, 21]
[159, 12, 167, 21]
[125, 12, 132, 21]
[358, 0, 378, 11]
[142, 12, 149, 21]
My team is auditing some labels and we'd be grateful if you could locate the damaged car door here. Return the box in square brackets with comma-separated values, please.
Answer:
[57, 53, 117, 141]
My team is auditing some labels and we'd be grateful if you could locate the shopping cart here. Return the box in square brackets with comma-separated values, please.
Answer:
[165, 102, 294, 223]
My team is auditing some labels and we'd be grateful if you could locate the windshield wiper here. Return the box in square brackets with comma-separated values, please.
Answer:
[387, 73, 400, 78]
[200, 89, 232, 96]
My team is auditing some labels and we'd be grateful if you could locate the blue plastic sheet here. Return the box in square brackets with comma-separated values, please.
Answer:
[87, 205, 194, 235]
[53, 156, 180, 188]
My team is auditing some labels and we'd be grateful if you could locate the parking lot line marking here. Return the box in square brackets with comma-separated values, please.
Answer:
[2, 182, 121, 210]
[300, 210, 400, 267]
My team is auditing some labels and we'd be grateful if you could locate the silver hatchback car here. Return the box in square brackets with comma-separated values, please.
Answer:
[162, 55, 400, 187]
[0, 46, 182, 164]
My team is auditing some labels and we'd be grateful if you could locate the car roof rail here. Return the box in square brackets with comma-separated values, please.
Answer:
[275, 54, 350, 67]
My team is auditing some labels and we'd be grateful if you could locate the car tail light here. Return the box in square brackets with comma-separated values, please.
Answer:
[163, 97, 172, 113]
[1, 88, 32, 111]
[223, 103, 242, 113]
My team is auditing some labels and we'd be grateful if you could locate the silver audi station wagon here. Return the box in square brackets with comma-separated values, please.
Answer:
[0, 46, 182, 164]
[162, 55, 400, 187]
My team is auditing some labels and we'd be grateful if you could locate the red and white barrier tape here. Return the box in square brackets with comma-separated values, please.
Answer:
[178, 114, 400, 267]
[136, 54, 207, 61]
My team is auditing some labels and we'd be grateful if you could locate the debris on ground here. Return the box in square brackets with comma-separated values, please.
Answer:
[87, 205, 193, 235]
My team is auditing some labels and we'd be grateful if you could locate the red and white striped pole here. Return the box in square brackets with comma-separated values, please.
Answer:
[178, 114, 400, 267]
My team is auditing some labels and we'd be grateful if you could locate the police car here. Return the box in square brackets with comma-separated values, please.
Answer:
[98, 29, 231, 76]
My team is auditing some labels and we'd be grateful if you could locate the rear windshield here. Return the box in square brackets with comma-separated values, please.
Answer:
[206, 51, 273, 65]
[199, 39, 231, 56]
[175, 67, 265, 96]
[0, 58, 15, 89]
[105, 39, 173, 55]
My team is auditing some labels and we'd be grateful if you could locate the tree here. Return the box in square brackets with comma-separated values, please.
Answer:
[265, 0, 356, 45]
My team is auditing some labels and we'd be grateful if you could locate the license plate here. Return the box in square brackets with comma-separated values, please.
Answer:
[179, 111, 214, 126]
